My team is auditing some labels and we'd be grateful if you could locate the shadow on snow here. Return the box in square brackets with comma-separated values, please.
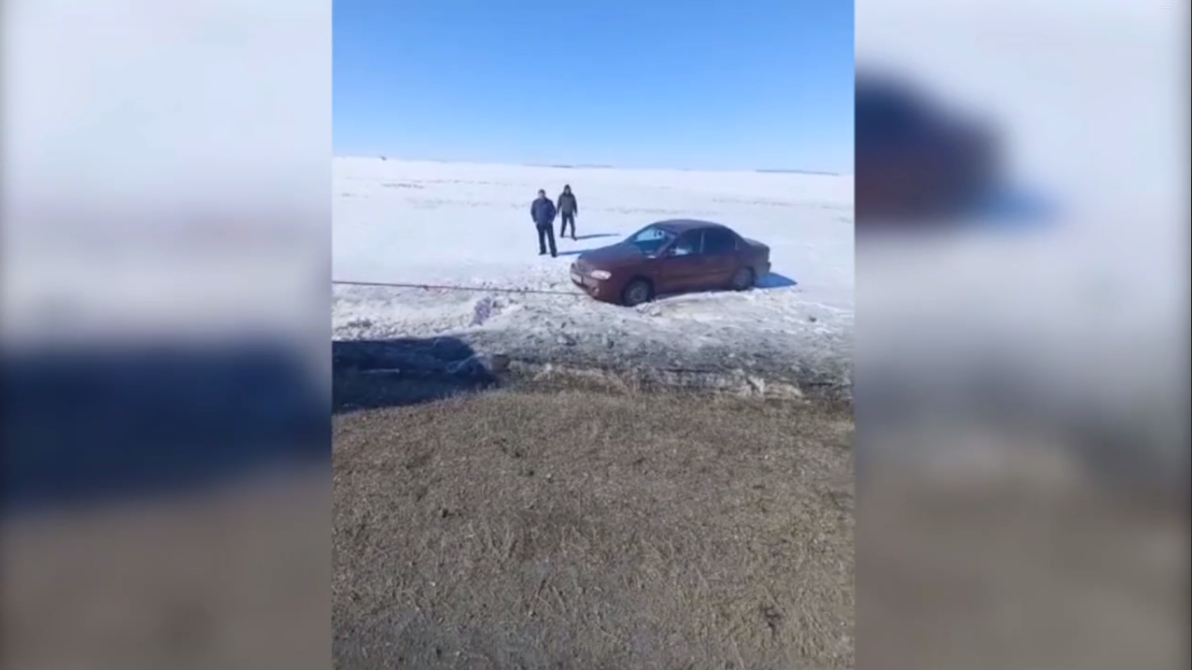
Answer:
[2, 338, 502, 515]
[2, 342, 328, 515]
[755, 272, 797, 289]
[332, 337, 497, 415]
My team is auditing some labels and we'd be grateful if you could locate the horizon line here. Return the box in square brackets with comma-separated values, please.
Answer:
[334, 155, 851, 177]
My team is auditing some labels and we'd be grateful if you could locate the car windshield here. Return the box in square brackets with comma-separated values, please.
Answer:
[624, 225, 676, 256]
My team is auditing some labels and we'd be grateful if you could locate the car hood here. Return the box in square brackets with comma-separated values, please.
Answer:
[577, 242, 642, 267]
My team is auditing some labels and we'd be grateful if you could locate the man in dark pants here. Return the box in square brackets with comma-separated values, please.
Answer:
[530, 189, 558, 257]
[557, 184, 579, 240]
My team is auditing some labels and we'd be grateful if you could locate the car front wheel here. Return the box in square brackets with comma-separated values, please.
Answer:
[621, 279, 653, 306]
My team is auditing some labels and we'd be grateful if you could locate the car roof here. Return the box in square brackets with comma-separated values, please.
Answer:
[651, 219, 731, 233]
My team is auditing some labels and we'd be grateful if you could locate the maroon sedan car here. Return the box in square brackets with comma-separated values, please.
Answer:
[855, 71, 999, 224]
[569, 220, 772, 306]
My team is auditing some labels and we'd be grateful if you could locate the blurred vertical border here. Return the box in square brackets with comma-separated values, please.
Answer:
[1, 2, 332, 669]
[855, 1, 1189, 669]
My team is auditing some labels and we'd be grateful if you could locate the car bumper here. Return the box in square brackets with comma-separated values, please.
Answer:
[570, 267, 613, 301]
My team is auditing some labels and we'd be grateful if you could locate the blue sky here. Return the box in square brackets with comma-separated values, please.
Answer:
[334, 1, 854, 172]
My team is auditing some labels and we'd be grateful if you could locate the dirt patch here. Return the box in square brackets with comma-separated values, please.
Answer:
[333, 389, 855, 669]
[2, 469, 330, 670]
[859, 479, 1188, 670]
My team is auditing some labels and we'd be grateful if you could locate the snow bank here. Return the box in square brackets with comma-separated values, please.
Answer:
[332, 158, 854, 399]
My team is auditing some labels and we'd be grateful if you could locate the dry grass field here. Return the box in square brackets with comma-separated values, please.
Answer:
[332, 385, 855, 670]
[3, 378, 1181, 670]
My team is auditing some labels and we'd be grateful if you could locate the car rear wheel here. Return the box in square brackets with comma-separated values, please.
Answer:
[621, 279, 653, 306]
[730, 267, 755, 291]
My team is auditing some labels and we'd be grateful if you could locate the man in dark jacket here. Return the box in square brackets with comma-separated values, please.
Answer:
[530, 189, 558, 257]
[557, 184, 579, 240]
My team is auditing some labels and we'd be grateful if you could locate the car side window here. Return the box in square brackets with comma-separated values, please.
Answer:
[702, 229, 737, 254]
[631, 226, 670, 243]
[669, 232, 700, 257]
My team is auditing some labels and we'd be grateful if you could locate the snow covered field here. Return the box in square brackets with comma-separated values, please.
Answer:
[333, 158, 854, 395]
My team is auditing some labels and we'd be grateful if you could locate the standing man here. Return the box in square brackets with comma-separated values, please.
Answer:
[531, 189, 558, 257]
[557, 184, 579, 240]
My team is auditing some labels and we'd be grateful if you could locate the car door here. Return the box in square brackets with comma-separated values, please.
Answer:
[695, 228, 740, 288]
[655, 231, 704, 294]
